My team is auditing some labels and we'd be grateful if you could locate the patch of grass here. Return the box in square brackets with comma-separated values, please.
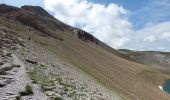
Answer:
[41, 85, 55, 91]
[15, 96, 21, 100]
[138, 68, 166, 85]
[25, 85, 33, 94]
[56, 77, 75, 88]
[139, 69, 158, 78]
[19, 85, 33, 96]
[59, 81, 74, 88]
[54, 97, 63, 100]
[56, 77, 62, 82]
[72, 95, 79, 100]
[39, 64, 46, 69]
[28, 68, 39, 83]
[41, 77, 55, 86]
[28, 65, 55, 87]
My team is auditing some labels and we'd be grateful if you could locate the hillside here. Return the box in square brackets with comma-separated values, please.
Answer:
[119, 49, 170, 74]
[0, 4, 170, 100]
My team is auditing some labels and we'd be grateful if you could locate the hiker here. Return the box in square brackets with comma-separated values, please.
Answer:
[28, 37, 30, 41]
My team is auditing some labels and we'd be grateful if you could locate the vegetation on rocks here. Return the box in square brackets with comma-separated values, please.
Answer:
[28, 65, 55, 86]
[54, 96, 63, 100]
[19, 85, 33, 96]
[15, 96, 21, 100]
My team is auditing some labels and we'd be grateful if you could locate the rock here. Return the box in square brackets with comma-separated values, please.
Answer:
[0, 70, 8, 75]
[55, 93, 62, 98]
[1, 66, 13, 71]
[45, 91, 55, 97]
[5, 92, 15, 96]
[0, 83, 5, 87]
[11, 46, 17, 50]
[42, 86, 56, 91]
[0, 77, 13, 86]
[6, 53, 11, 57]
[19, 42, 26, 47]
[11, 64, 21, 68]
[25, 59, 38, 64]
[0, 62, 4, 65]
[90, 97, 95, 100]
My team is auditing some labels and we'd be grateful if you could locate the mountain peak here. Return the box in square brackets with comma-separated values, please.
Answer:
[0, 4, 19, 13]
[21, 5, 52, 17]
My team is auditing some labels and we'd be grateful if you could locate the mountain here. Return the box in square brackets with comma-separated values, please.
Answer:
[0, 4, 170, 100]
[119, 49, 170, 74]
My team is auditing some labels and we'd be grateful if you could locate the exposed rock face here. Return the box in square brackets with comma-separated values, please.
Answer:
[73, 29, 99, 43]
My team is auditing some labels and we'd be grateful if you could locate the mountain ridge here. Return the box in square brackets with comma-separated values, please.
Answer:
[0, 4, 170, 100]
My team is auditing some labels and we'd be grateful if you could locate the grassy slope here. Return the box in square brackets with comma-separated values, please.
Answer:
[1, 18, 170, 100]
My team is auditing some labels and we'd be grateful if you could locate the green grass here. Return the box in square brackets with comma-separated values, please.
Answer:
[54, 97, 63, 100]
[15, 96, 21, 100]
[19, 85, 33, 96]
[25, 85, 33, 94]
[27, 68, 39, 83]
[28, 65, 55, 86]
[59, 81, 74, 88]
[138, 68, 167, 85]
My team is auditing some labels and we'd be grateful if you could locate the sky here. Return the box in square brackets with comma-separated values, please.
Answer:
[1, 0, 170, 51]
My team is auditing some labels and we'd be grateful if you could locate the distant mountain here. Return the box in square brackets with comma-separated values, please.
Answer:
[0, 4, 170, 100]
[119, 49, 170, 73]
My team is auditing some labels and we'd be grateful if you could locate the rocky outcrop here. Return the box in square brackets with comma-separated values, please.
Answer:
[73, 29, 99, 44]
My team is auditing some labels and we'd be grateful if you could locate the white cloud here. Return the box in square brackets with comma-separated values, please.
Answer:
[160, 32, 170, 41]
[126, 21, 170, 51]
[43, 0, 170, 51]
[139, 22, 170, 42]
[43, 0, 132, 49]
[143, 36, 156, 42]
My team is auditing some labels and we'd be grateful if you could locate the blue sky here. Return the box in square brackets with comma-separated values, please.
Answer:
[1, 0, 170, 51]
[0, 0, 43, 7]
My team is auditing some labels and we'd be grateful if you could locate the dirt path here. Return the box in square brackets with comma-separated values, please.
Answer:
[0, 54, 28, 100]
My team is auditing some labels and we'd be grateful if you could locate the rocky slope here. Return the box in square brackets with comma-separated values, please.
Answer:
[0, 27, 117, 100]
[1, 4, 170, 100]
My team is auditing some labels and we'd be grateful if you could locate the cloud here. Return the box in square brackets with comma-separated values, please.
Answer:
[43, 0, 132, 49]
[43, 0, 170, 51]
[143, 36, 156, 42]
[139, 22, 170, 42]
[160, 32, 170, 41]
[125, 21, 170, 51]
